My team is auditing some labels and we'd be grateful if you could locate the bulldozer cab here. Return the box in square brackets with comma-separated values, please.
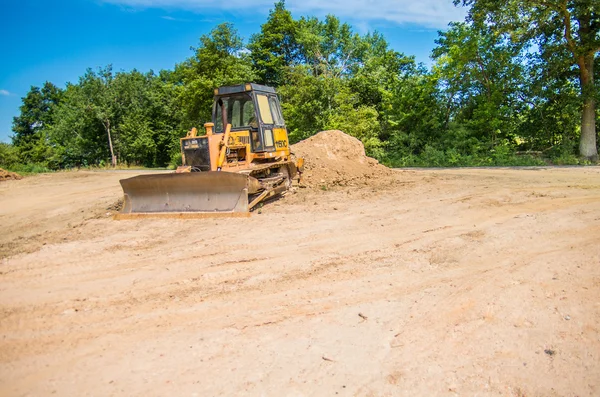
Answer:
[213, 84, 286, 153]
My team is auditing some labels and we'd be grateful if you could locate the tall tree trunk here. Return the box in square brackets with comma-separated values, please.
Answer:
[557, 3, 597, 160]
[106, 120, 117, 167]
[578, 54, 597, 161]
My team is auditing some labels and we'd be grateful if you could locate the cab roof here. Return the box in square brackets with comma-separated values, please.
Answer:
[215, 83, 276, 96]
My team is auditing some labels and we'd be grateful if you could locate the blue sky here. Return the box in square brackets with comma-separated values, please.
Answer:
[0, 0, 466, 142]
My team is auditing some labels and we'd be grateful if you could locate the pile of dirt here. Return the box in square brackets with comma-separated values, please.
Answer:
[0, 168, 23, 182]
[291, 130, 392, 188]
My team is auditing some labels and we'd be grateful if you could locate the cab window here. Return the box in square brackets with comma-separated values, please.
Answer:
[269, 96, 284, 125]
[215, 94, 255, 132]
[215, 98, 228, 133]
[257, 94, 274, 124]
[243, 101, 256, 127]
[230, 100, 239, 128]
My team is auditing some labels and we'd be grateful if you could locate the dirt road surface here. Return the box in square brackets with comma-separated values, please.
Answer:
[1, 168, 599, 396]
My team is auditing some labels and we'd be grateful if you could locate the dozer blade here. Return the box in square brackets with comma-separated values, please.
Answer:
[116, 172, 250, 219]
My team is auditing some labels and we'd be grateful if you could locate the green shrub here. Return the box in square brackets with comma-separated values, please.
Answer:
[0, 143, 20, 168]
[6, 163, 52, 174]
[168, 151, 183, 170]
[550, 152, 581, 165]
[385, 144, 549, 168]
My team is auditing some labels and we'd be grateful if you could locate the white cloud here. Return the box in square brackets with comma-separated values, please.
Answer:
[100, 0, 466, 29]
[0, 89, 11, 96]
[161, 15, 190, 21]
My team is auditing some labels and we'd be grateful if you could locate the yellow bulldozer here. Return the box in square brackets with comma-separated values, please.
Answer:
[117, 83, 303, 218]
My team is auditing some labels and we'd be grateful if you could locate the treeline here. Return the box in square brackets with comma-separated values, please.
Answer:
[1, 0, 598, 172]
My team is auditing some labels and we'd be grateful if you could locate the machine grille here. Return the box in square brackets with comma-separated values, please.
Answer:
[182, 138, 211, 171]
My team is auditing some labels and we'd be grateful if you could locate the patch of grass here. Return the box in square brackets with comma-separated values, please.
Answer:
[550, 152, 594, 166]
[83, 164, 164, 171]
[385, 152, 547, 168]
[4, 163, 52, 175]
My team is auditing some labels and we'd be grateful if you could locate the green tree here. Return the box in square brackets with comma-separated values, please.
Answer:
[324, 85, 382, 156]
[78, 66, 120, 166]
[348, 33, 441, 152]
[272, 11, 444, 161]
[249, 1, 301, 85]
[48, 82, 108, 168]
[12, 82, 63, 164]
[296, 15, 366, 79]
[518, 46, 582, 153]
[457, 0, 599, 159]
[173, 23, 256, 130]
[113, 70, 180, 167]
[48, 68, 181, 168]
[432, 22, 526, 149]
[278, 66, 337, 142]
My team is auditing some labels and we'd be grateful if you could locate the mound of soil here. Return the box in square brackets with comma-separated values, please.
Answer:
[0, 168, 23, 182]
[290, 130, 392, 188]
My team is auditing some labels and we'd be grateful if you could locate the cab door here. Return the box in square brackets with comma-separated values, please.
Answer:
[255, 93, 284, 153]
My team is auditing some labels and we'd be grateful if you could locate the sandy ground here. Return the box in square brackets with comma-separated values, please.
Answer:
[1, 167, 599, 396]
